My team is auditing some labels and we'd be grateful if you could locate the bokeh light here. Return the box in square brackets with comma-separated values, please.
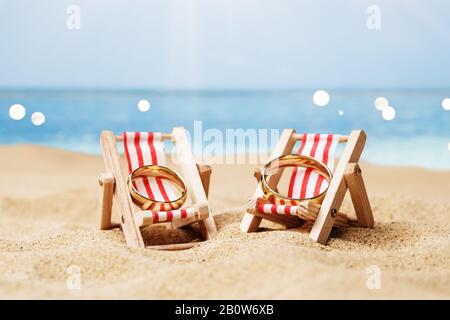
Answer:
[374, 97, 389, 111]
[442, 98, 450, 110]
[382, 106, 396, 121]
[31, 112, 46, 126]
[312, 90, 330, 107]
[338, 110, 344, 116]
[137, 99, 151, 112]
[9, 104, 26, 120]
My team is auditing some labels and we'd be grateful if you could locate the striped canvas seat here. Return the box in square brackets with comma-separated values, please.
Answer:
[122, 132, 196, 223]
[258, 133, 340, 216]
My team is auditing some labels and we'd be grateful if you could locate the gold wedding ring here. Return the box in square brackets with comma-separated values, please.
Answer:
[128, 165, 187, 211]
[261, 154, 332, 205]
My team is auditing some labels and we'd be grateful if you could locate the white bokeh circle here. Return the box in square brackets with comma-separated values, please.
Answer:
[137, 99, 151, 112]
[374, 97, 389, 111]
[312, 90, 330, 107]
[9, 104, 26, 120]
[442, 98, 450, 111]
[382, 106, 396, 121]
[31, 112, 46, 126]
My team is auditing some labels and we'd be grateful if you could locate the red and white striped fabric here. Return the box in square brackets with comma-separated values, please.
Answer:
[123, 132, 193, 222]
[258, 203, 299, 216]
[147, 207, 196, 223]
[259, 133, 340, 215]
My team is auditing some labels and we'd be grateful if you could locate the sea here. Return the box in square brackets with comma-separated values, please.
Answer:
[0, 89, 449, 169]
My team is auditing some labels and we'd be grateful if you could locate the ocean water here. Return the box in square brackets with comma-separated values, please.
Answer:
[0, 89, 449, 169]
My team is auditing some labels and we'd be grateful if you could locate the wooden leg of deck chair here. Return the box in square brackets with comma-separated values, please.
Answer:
[240, 129, 297, 233]
[309, 130, 367, 245]
[344, 163, 374, 228]
[100, 131, 145, 249]
[98, 172, 120, 230]
[240, 213, 264, 233]
[197, 163, 217, 240]
[198, 216, 217, 240]
[171, 164, 212, 229]
[172, 127, 217, 240]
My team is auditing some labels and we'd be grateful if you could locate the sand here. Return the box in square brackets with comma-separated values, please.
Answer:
[0, 145, 449, 299]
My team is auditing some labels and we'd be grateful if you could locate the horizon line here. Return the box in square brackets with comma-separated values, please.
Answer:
[0, 86, 449, 92]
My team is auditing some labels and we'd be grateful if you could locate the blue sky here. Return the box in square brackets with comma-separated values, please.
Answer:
[1, 0, 450, 89]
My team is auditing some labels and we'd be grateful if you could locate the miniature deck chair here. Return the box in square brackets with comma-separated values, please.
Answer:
[241, 129, 374, 245]
[98, 127, 217, 250]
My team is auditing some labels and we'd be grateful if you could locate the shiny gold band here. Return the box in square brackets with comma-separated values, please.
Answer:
[128, 165, 187, 211]
[261, 154, 332, 205]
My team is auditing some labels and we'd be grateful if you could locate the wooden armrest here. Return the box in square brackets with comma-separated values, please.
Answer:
[254, 167, 262, 181]
[172, 127, 210, 220]
[197, 163, 212, 175]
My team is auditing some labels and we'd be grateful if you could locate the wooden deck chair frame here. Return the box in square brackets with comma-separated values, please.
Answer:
[97, 127, 217, 250]
[240, 129, 374, 245]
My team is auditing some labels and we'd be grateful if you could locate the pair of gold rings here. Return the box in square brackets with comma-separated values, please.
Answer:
[128, 154, 332, 211]
[128, 165, 187, 211]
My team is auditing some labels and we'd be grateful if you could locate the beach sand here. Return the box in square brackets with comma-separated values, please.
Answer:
[0, 145, 449, 299]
